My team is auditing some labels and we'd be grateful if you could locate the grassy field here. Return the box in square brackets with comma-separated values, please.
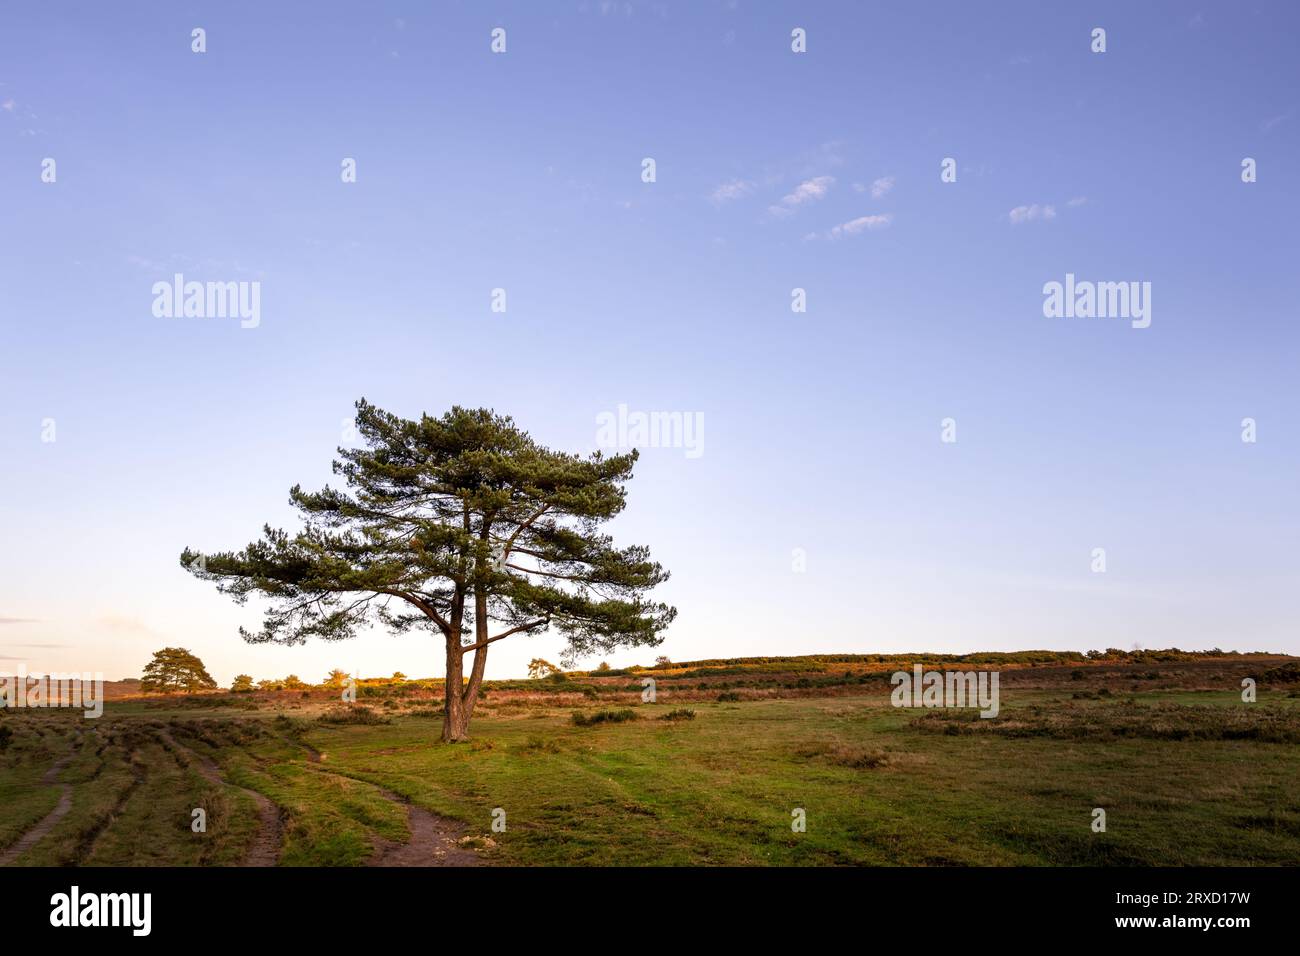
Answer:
[2, 652, 1299, 866]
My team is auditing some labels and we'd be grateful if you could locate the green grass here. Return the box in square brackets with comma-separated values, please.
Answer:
[2, 688, 1298, 866]
[222, 745, 408, 867]
[0, 719, 75, 850]
[85, 731, 257, 866]
[13, 727, 141, 866]
[295, 690, 1300, 865]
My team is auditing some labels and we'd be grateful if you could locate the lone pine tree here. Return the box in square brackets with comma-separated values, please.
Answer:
[180, 400, 675, 742]
[141, 647, 218, 695]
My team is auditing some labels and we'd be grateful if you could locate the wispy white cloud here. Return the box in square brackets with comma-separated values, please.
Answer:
[599, 0, 634, 17]
[796, 142, 845, 176]
[870, 175, 895, 199]
[784, 175, 834, 205]
[95, 614, 163, 639]
[811, 213, 893, 240]
[1009, 203, 1056, 224]
[1067, 196, 1089, 207]
[709, 178, 754, 204]
[769, 175, 835, 217]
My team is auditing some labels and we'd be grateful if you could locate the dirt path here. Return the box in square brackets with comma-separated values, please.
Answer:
[161, 730, 283, 867]
[292, 741, 481, 867]
[369, 797, 482, 867]
[0, 730, 82, 866]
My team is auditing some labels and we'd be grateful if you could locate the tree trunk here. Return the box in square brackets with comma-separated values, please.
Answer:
[462, 588, 490, 722]
[442, 635, 470, 742]
[463, 644, 488, 723]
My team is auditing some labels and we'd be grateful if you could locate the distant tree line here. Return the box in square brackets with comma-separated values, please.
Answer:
[231, 670, 411, 693]
[138, 648, 414, 695]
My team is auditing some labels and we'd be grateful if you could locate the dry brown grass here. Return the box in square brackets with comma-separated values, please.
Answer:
[911, 701, 1300, 743]
[795, 742, 892, 769]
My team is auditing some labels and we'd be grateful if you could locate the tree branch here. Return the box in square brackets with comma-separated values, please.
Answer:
[457, 616, 549, 654]
[378, 589, 451, 634]
[505, 562, 585, 582]
[499, 505, 550, 565]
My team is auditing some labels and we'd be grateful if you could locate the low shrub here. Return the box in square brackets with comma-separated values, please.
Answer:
[272, 714, 311, 738]
[661, 708, 696, 721]
[316, 705, 390, 725]
[795, 742, 890, 768]
[1261, 662, 1300, 686]
[912, 702, 1300, 743]
[571, 709, 638, 727]
[407, 706, 446, 718]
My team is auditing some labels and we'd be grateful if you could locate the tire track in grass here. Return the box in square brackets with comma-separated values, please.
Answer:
[0, 729, 83, 866]
[159, 730, 283, 866]
[73, 738, 146, 864]
[280, 733, 481, 866]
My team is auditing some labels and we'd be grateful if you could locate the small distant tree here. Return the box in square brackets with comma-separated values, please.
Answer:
[283, 674, 306, 691]
[140, 647, 217, 695]
[323, 669, 350, 689]
[181, 400, 675, 742]
[391, 671, 407, 683]
[528, 658, 560, 679]
[231, 674, 254, 693]
[257, 678, 283, 691]
[654, 655, 671, 667]
[595, 661, 611, 672]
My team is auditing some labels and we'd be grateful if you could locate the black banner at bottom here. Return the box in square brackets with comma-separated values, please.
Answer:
[0, 866, 1283, 939]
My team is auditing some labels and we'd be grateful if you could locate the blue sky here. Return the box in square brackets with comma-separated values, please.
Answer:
[2, 1, 1297, 684]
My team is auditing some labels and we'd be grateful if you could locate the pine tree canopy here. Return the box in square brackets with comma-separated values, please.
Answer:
[180, 399, 676, 740]
[140, 646, 218, 694]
